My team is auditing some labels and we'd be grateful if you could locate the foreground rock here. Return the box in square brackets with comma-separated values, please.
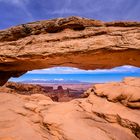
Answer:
[85, 77, 140, 109]
[0, 16, 140, 85]
[0, 77, 139, 140]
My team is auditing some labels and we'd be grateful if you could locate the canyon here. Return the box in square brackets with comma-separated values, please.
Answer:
[0, 82, 91, 102]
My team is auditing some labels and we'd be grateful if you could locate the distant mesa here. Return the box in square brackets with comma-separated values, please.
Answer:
[0, 82, 88, 102]
[18, 79, 91, 84]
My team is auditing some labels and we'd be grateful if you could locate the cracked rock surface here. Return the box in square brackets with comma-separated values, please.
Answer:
[0, 16, 140, 86]
[0, 77, 139, 140]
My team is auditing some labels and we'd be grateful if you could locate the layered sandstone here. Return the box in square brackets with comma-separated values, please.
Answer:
[85, 77, 140, 109]
[0, 77, 140, 140]
[0, 16, 140, 85]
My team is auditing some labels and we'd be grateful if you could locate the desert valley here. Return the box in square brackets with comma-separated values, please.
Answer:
[0, 82, 92, 102]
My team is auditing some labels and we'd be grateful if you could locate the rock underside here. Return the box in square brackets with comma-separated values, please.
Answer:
[0, 16, 140, 86]
[0, 77, 140, 140]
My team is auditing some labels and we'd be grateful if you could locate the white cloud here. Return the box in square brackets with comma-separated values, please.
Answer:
[28, 65, 140, 74]
[32, 79, 47, 81]
[0, 0, 33, 20]
[54, 78, 64, 81]
[0, 0, 28, 5]
[49, 0, 99, 16]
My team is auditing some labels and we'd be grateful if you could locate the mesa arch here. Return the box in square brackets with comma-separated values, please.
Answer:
[0, 16, 140, 86]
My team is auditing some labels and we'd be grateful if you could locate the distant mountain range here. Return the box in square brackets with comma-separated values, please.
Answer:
[20, 79, 91, 84]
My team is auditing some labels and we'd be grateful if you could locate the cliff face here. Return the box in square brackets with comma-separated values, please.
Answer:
[0, 77, 140, 140]
[0, 16, 140, 85]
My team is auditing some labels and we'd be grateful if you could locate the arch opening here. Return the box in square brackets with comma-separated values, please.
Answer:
[2, 65, 139, 102]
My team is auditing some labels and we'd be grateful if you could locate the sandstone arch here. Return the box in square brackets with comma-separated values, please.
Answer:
[0, 16, 140, 86]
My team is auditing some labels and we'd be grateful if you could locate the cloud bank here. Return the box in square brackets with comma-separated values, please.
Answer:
[28, 66, 140, 74]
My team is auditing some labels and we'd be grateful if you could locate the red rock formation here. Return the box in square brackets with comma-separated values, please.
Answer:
[0, 82, 84, 102]
[0, 16, 140, 86]
[0, 16, 140, 140]
[85, 77, 140, 109]
[0, 77, 139, 140]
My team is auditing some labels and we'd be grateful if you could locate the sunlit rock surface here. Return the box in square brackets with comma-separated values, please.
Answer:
[0, 16, 140, 85]
[0, 77, 139, 140]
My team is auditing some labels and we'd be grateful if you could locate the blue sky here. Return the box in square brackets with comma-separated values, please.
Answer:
[0, 0, 140, 74]
[0, 0, 140, 29]
[10, 66, 140, 83]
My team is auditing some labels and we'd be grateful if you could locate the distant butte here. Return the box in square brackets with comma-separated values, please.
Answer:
[0, 16, 140, 86]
